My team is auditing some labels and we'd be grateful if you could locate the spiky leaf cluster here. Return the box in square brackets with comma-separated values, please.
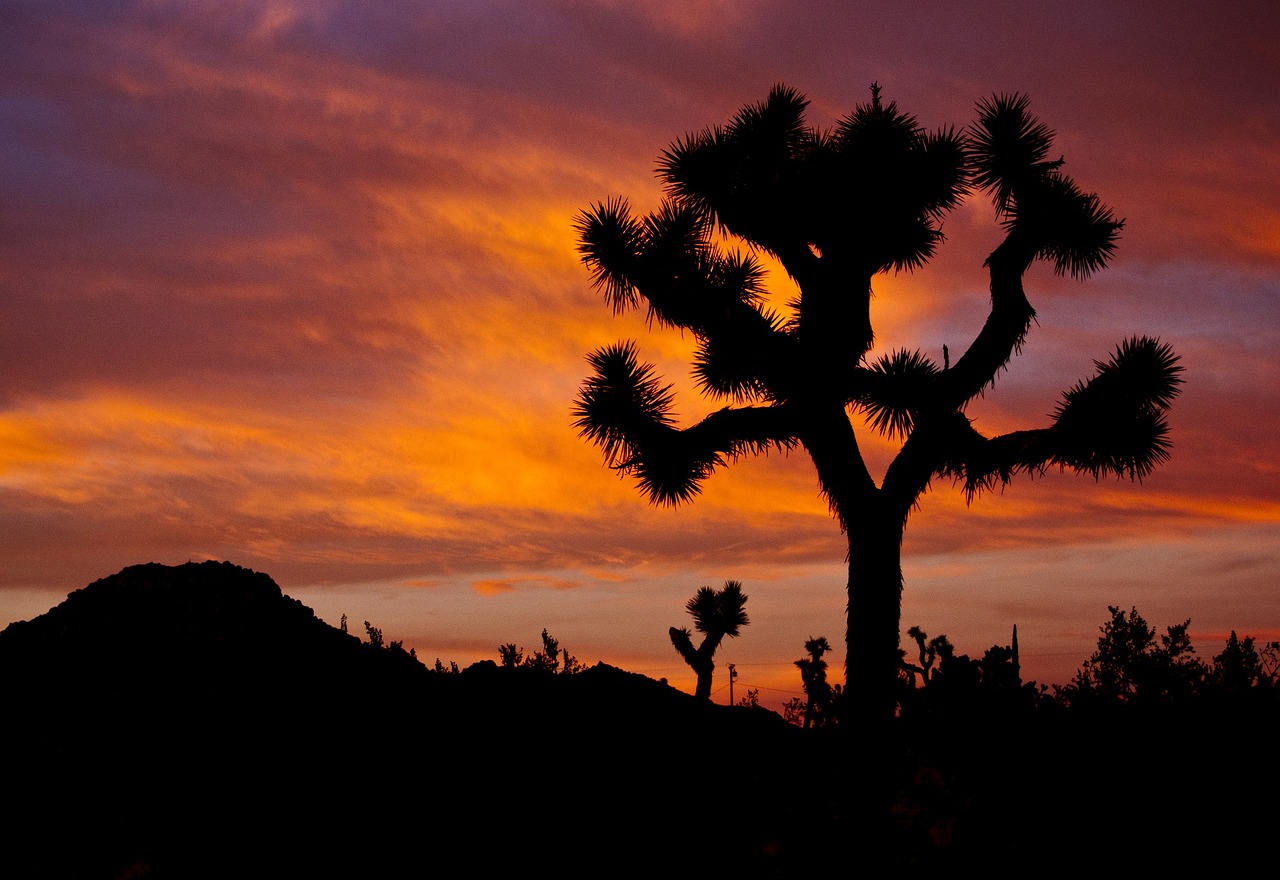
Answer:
[686, 580, 750, 638]
[969, 93, 1058, 213]
[659, 83, 970, 275]
[572, 341, 674, 466]
[1050, 336, 1183, 478]
[570, 342, 728, 505]
[626, 431, 722, 506]
[860, 349, 941, 439]
[970, 94, 1123, 278]
[576, 197, 767, 333]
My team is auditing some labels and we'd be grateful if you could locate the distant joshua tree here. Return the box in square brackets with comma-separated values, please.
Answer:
[902, 625, 954, 688]
[573, 84, 1183, 729]
[669, 580, 750, 700]
[795, 636, 834, 729]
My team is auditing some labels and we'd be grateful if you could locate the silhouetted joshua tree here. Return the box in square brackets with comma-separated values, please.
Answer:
[669, 580, 750, 700]
[902, 625, 953, 688]
[795, 636, 834, 729]
[573, 84, 1183, 728]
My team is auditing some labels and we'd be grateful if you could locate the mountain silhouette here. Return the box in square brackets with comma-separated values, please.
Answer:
[0, 561, 423, 689]
[0, 561, 807, 878]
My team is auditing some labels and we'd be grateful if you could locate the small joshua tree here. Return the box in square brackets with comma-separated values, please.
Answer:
[902, 625, 954, 688]
[669, 580, 750, 700]
[796, 636, 834, 729]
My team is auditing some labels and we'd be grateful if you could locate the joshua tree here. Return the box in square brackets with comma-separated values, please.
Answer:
[795, 636, 834, 729]
[574, 84, 1182, 728]
[902, 625, 954, 688]
[669, 580, 750, 700]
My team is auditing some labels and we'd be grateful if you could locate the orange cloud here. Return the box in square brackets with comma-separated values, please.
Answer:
[471, 575, 585, 596]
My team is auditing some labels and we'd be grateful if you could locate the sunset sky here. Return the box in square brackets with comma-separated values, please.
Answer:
[3, 1, 1277, 708]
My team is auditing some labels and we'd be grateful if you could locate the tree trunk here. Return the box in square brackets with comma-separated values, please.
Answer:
[796, 408, 900, 725]
[843, 505, 905, 729]
[840, 502, 907, 857]
[693, 659, 714, 700]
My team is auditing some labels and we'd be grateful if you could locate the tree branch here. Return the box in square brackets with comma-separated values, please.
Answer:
[939, 234, 1037, 408]
[942, 334, 1181, 499]
[616, 404, 801, 506]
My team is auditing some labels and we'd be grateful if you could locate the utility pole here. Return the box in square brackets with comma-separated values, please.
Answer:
[728, 663, 737, 706]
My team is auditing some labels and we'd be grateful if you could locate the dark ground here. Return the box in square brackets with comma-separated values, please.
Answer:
[1, 561, 1274, 877]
